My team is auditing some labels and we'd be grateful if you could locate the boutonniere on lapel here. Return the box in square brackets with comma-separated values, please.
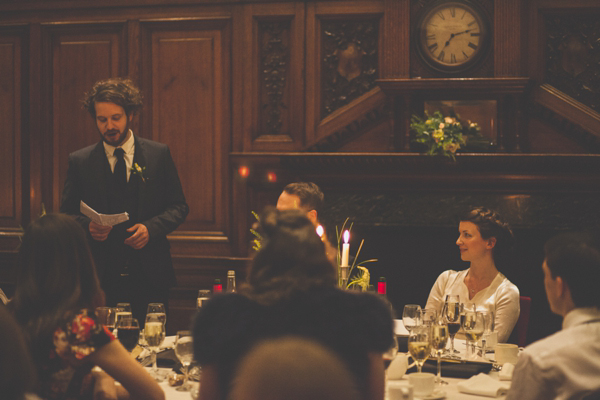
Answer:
[130, 163, 147, 182]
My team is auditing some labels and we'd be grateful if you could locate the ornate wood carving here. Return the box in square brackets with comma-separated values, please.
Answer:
[259, 20, 291, 136]
[544, 15, 600, 113]
[321, 19, 379, 118]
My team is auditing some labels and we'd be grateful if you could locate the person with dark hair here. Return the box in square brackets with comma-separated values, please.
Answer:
[506, 231, 600, 400]
[60, 77, 188, 322]
[193, 207, 394, 400]
[0, 303, 38, 400]
[229, 336, 361, 400]
[10, 213, 164, 400]
[425, 207, 520, 342]
[276, 182, 324, 226]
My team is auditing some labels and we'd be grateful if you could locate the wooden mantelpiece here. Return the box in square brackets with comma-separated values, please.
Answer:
[231, 152, 600, 193]
[376, 78, 532, 152]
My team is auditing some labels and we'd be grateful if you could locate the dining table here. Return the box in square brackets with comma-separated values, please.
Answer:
[152, 320, 513, 400]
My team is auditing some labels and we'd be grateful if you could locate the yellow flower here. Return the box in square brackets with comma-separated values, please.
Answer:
[425, 119, 432, 125]
[432, 129, 444, 140]
[444, 117, 455, 124]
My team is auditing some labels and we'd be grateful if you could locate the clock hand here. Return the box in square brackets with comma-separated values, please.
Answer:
[443, 29, 473, 48]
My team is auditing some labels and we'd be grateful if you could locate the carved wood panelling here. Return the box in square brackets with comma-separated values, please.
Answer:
[243, 3, 305, 152]
[543, 14, 600, 113]
[45, 23, 126, 212]
[0, 29, 23, 230]
[140, 18, 232, 245]
[495, 0, 523, 76]
[306, 2, 384, 146]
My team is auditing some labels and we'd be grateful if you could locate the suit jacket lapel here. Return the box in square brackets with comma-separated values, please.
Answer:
[133, 136, 148, 217]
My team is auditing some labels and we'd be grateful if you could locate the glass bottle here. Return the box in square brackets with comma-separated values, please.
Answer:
[213, 279, 222, 294]
[226, 270, 236, 293]
[377, 276, 387, 295]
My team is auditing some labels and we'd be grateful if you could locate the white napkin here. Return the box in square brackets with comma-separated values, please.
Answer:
[499, 363, 515, 381]
[457, 373, 511, 397]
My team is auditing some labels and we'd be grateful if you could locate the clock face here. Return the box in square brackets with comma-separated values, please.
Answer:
[417, 2, 489, 72]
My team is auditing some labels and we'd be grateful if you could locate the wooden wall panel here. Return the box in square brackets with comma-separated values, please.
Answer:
[242, 3, 305, 152]
[0, 31, 22, 228]
[45, 24, 126, 211]
[141, 18, 231, 237]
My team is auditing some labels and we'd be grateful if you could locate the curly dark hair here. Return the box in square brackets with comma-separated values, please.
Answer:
[460, 207, 514, 268]
[82, 77, 143, 117]
[241, 207, 337, 305]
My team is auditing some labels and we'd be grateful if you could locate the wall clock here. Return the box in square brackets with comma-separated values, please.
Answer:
[415, 0, 491, 73]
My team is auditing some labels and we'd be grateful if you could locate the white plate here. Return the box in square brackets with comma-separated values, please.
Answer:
[416, 389, 446, 400]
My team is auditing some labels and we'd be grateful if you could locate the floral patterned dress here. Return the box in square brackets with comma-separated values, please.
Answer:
[39, 309, 115, 400]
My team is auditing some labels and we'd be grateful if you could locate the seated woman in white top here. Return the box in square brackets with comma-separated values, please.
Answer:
[425, 207, 520, 343]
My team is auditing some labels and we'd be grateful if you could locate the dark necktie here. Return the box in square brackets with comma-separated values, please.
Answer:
[113, 148, 127, 187]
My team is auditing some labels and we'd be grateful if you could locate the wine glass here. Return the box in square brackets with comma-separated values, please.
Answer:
[174, 330, 194, 391]
[408, 325, 432, 373]
[144, 313, 166, 381]
[402, 304, 422, 334]
[462, 310, 485, 359]
[422, 308, 438, 326]
[146, 303, 167, 326]
[479, 310, 495, 360]
[443, 295, 461, 358]
[431, 320, 449, 385]
[116, 316, 140, 353]
[95, 307, 116, 332]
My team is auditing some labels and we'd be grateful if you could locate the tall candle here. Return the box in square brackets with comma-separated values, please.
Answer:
[341, 230, 350, 267]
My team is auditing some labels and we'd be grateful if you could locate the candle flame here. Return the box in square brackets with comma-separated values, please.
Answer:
[316, 225, 324, 237]
[343, 230, 350, 243]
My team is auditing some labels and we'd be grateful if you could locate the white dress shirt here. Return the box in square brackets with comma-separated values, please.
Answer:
[425, 269, 520, 343]
[103, 130, 135, 182]
[506, 307, 600, 400]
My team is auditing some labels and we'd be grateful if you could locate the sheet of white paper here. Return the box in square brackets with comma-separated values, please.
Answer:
[80, 201, 129, 227]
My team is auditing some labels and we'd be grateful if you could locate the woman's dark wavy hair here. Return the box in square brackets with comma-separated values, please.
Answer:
[10, 213, 104, 365]
[460, 207, 514, 268]
[241, 207, 337, 305]
[82, 77, 143, 118]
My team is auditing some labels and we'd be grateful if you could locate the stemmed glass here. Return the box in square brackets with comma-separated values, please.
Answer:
[408, 325, 432, 373]
[462, 310, 485, 360]
[402, 304, 422, 334]
[174, 330, 194, 391]
[144, 313, 166, 381]
[95, 307, 116, 333]
[146, 303, 167, 325]
[431, 319, 449, 385]
[422, 308, 438, 326]
[116, 316, 140, 353]
[479, 310, 495, 360]
[443, 295, 461, 358]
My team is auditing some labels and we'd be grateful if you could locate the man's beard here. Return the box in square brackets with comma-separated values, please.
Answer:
[101, 118, 130, 146]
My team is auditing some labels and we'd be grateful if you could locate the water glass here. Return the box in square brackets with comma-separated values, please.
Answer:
[402, 304, 422, 334]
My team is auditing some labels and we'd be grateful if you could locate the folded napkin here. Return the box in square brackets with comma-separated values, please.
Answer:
[457, 373, 511, 397]
[499, 363, 515, 381]
[408, 359, 493, 379]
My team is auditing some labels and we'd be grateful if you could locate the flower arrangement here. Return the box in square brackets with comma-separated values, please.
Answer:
[410, 111, 485, 160]
[335, 218, 377, 291]
[130, 163, 147, 182]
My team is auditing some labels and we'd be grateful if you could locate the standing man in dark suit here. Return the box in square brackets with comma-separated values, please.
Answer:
[60, 78, 189, 323]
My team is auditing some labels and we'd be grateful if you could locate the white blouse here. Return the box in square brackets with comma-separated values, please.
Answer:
[425, 269, 520, 343]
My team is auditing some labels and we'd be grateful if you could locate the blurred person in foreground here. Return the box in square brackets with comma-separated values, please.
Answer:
[425, 207, 520, 342]
[10, 213, 164, 400]
[60, 77, 188, 322]
[0, 303, 38, 400]
[506, 231, 600, 400]
[193, 207, 394, 400]
[229, 336, 360, 400]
